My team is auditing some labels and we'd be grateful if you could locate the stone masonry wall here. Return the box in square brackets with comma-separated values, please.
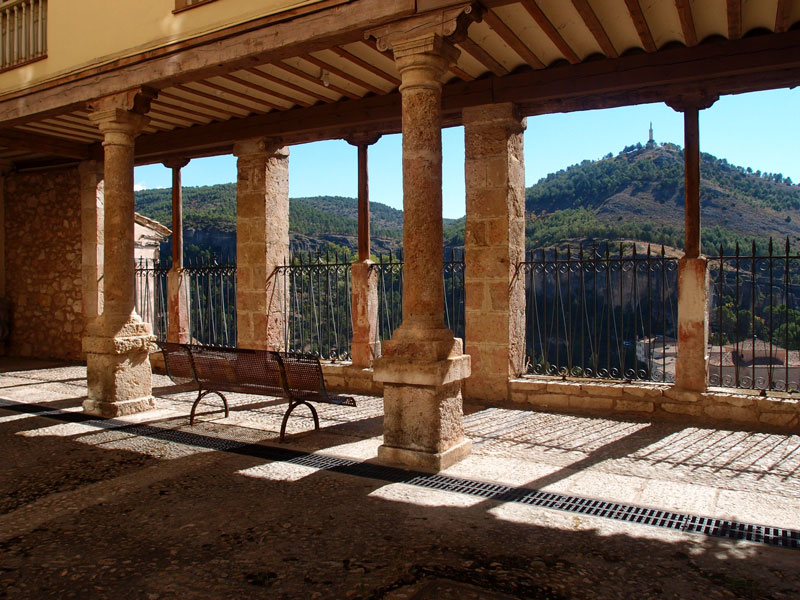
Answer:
[4, 167, 83, 360]
[510, 378, 800, 432]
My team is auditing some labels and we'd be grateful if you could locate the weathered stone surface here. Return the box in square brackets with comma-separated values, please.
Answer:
[616, 399, 656, 413]
[759, 411, 799, 428]
[707, 393, 755, 408]
[569, 395, 613, 411]
[463, 103, 525, 405]
[704, 404, 757, 423]
[350, 259, 379, 367]
[661, 402, 703, 416]
[757, 397, 800, 413]
[234, 140, 289, 351]
[4, 167, 84, 360]
[675, 257, 709, 391]
[663, 388, 702, 403]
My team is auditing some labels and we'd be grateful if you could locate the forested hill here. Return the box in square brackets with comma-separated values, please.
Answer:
[524, 143, 800, 253]
[136, 142, 800, 259]
[134, 185, 409, 256]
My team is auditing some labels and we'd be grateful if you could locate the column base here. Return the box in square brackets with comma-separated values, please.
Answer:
[82, 395, 156, 418]
[378, 437, 472, 471]
[351, 340, 380, 368]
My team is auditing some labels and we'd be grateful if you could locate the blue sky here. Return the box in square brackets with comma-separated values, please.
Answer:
[135, 87, 800, 219]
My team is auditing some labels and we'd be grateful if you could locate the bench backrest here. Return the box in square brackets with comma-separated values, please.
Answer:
[280, 352, 327, 402]
[157, 341, 197, 387]
[189, 346, 288, 398]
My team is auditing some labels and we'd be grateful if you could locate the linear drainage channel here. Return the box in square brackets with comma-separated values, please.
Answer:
[2, 399, 799, 551]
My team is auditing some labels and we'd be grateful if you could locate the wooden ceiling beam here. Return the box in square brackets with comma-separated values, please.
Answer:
[727, 0, 742, 40]
[151, 98, 219, 122]
[571, 0, 618, 58]
[275, 61, 359, 100]
[174, 83, 260, 115]
[158, 90, 238, 119]
[519, 0, 580, 64]
[301, 54, 384, 95]
[674, 0, 698, 47]
[329, 46, 401, 86]
[458, 37, 509, 76]
[220, 72, 312, 108]
[624, 0, 657, 52]
[483, 9, 545, 69]
[196, 79, 283, 111]
[0, 128, 90, 158]
[776, 0, 793, 33]
[244, 67, 331, 104]
[448, 64, 475, 81]
[132, 28, 800, 164]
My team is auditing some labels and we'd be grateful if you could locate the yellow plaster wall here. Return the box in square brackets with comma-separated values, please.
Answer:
[0, 0, 334, 95]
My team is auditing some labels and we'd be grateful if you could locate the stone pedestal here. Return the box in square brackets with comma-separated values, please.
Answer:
[351, 259, 379, 366]
[84, 99, 155, 417]
[372, 32, 471, 471]
[675, 256, 709, 391]
[234, 139, 289, 350]
[463, 103, 526, 403]
[167, 268, 190, 343]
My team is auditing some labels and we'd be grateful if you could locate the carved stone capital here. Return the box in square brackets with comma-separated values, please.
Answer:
[666, 92, 719, 113]
[86, 86, 158, 116]
[345, 133, 382, 147]
[163, 157, 190, 170]
[232, 137, 288, 159]
[88, 109, 150, 145]
[366, 2, 481, 54]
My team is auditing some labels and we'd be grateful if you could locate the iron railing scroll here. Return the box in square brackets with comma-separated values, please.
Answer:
[708, 238, 799, 393]
[134, 258, 168, 342]
[521, 243, 678, 383]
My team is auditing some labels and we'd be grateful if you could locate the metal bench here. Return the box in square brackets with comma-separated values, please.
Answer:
[157, 341, 356, 441]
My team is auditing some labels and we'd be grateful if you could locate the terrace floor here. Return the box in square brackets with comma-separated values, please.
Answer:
[1, 358, 799, 599]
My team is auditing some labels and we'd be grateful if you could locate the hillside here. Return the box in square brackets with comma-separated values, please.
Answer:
[136, 143, 800, 260]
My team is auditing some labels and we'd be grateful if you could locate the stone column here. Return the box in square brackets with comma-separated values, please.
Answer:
[347, 135, 381, 367]
[668, 94, 717, 392]
[462, 103, 526, 403]
[0, 162, 10, 353]
[79, 160, 104, 327]
[371, 31, 472, 471]
[83, 90, 157, 417]
[234, 139, 289, 350]
[164, 158, 190, 343]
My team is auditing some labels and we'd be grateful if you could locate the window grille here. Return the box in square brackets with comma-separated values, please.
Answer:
[0, 0, 46, 71]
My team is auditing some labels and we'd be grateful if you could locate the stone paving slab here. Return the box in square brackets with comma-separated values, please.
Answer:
[1, 361, 799, 599]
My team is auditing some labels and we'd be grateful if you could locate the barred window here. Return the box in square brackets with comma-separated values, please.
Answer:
[0, 0, 47, 71]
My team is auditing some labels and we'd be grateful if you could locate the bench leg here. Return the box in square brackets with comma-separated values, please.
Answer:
[279, 400, 320, 442]
[190, 390, 229, 425]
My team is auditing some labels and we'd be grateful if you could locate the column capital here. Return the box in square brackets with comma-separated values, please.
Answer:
[233, 137, 289, 159]
[462, 102, 526, 133]
[345, 133, 381, 147]
[163, 157, 190, 170]
[86, 86, 158, 115]
[366, 3, 481, 53]
[666, 92, 719, 113]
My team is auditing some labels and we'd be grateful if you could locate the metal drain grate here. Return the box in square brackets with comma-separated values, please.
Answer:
[3, 399, 798, 551]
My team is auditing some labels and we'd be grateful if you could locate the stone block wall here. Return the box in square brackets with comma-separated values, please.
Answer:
[3, 167, 83, 360]
[509, 378, 800, 432]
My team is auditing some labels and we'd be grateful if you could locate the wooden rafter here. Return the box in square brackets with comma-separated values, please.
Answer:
[624, 0, 657, 52]
[301, 54, 384, 95]
[221, 72, 312, 108]
[148, 107, 200, 127]
[275, 61, 360, 100]
[329, 46, 401, 86]
[449, 64, 475, 81]
[0, 128, 89, 158]
[727, 0, 742, 40]
[458, 37, 509, 76]
[571, 0, 619, 58]
[484, 9, 545, 69]
[519, 0, 580, 64]
[19, 122, 98, 143]
[776, 0, 793, 33]
[158, 90, 239, 119]
[175, 83, 260, 114]
[196, 79, 282, 111]
[245, 67, 334, 103]
[47, 116, 103, 137]
[150, 99, 219, 122]
[674, 0, 698, 46]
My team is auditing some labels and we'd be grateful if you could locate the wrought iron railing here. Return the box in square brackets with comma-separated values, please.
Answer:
[708, 239, 800, 392]
[134, 258, 168, 341]
[0, 0, 46, 70]
[134, 257, 237, 347]
[520, 243, 678, 382]
[279, 250, 353, 360]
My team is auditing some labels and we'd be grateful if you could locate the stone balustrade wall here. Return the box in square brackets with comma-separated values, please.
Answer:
[3, 167, 83, 360]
